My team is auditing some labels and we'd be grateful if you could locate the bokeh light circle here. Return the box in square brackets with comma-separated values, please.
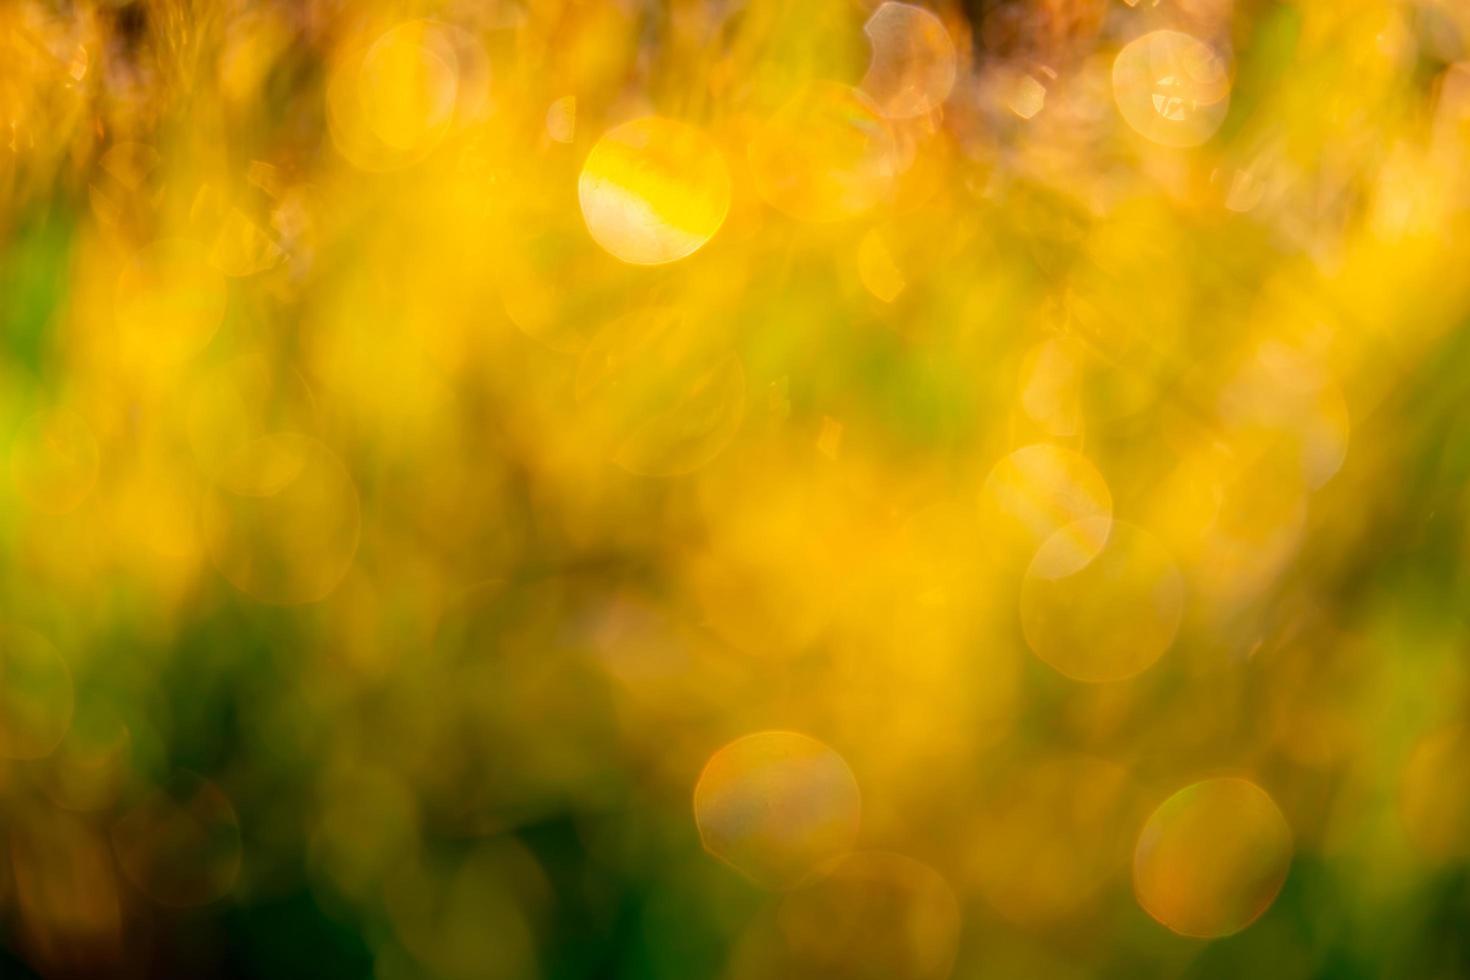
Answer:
[578, 116, 731, 266]
[1113, 30, 1231, 148]
[1021, 518, 1184, 683]
[360, 22, 459, 151]
[1133, 777, 1292, 938]
[978, 443, 1113, 564]
[693, 731, 861, 889]
[861, 2, 958, 119]
[327, 20, 460, 171]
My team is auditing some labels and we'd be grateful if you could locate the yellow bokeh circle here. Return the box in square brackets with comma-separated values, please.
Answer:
[578, 117, 731, 266]
[327, 20, 461, 171]
[1113, 30, 1231, 148]
[861, 2, 958, 119]
[693, 731, 861, 890]
[978, 443, 1113, 566]
[1020, 518, 1184, 683]
[1133, 777, 1292, 938]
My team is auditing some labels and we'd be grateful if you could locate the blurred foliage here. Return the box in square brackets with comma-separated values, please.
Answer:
[2, 0, 1470, 977]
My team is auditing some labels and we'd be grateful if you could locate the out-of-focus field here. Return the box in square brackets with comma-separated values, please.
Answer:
[2, 0, 1470, 977]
